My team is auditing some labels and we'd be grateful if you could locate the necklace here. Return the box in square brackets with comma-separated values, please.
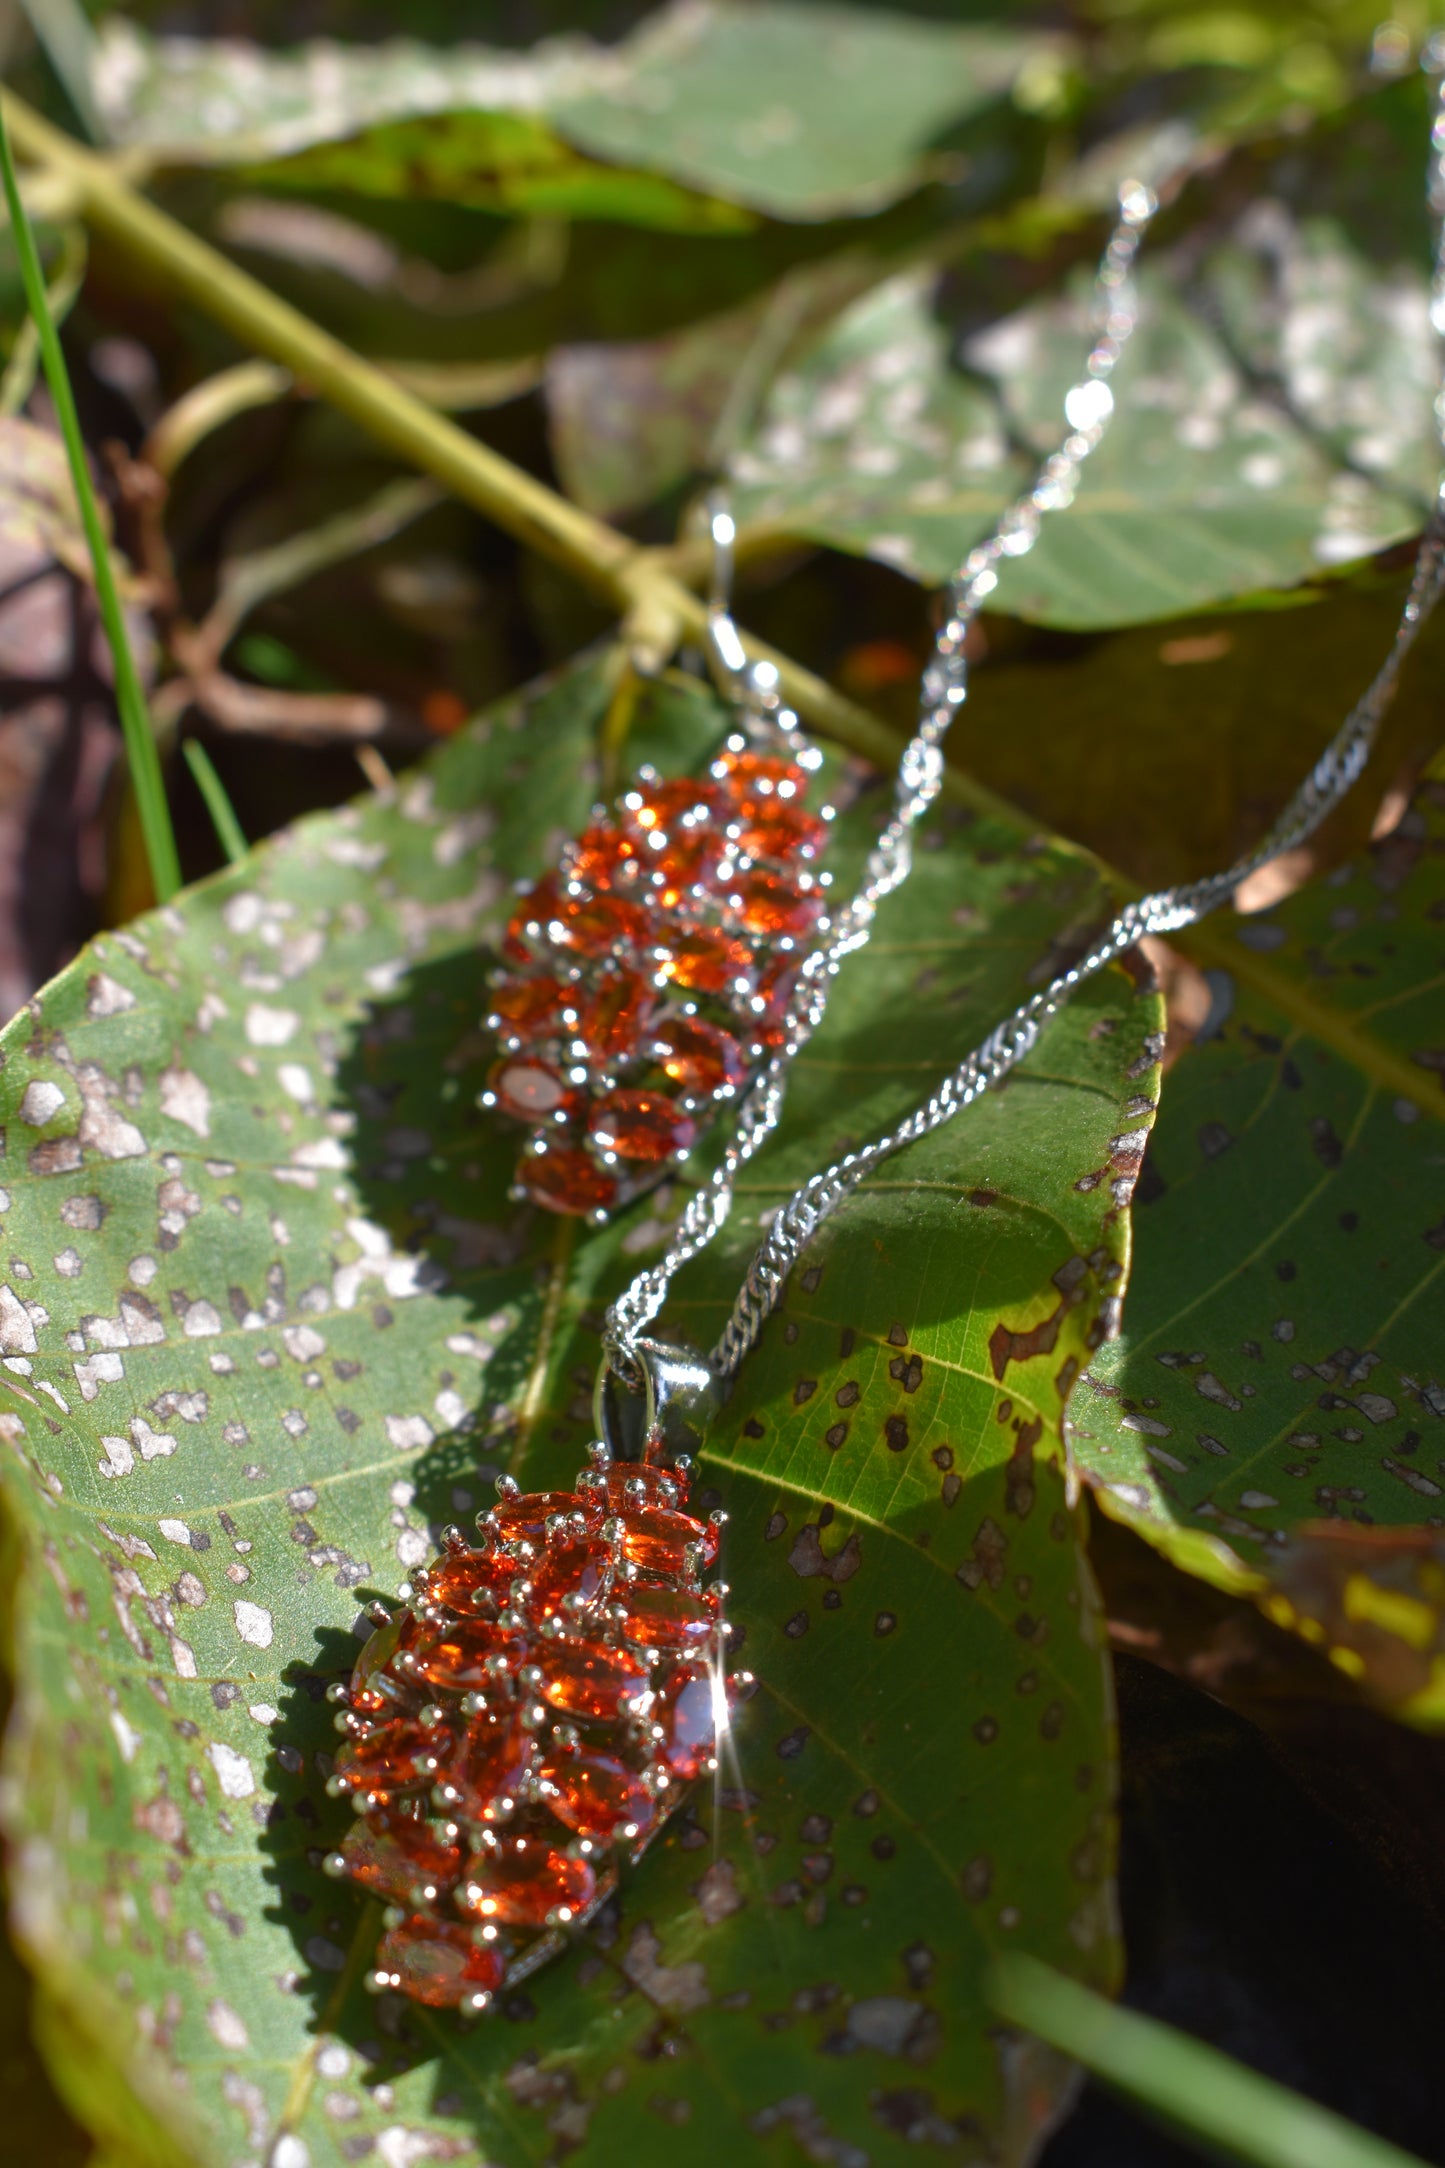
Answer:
[323, 83, 1445, 2011]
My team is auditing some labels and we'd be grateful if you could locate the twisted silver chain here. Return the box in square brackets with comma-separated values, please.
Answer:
[606, 70, 1445, 1385]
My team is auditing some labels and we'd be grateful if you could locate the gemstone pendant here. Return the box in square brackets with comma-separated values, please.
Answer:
[325, 1349, 742, 2013]
[485, 726, 835, 1219]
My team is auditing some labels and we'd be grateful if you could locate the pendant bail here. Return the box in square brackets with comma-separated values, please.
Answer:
[594, 1336, 718, 1469]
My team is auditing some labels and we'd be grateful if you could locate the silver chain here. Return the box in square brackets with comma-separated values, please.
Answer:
[606, 69, 1445, 1385]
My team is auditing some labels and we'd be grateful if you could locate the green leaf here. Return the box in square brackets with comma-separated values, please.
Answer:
[92, 4, 1043, 226]
[1071, 765, 1445, 1719]
[0, 650, 1162, 2163]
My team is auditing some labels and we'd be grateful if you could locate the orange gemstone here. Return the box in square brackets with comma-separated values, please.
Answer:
[553, 889, 654, 959]
[442, 1710, 535, 1821]
[644, 827, 726, 906]
[618, 1582, 720, 1654]
[589, 1088, 696, 1162]
[503, 875, 560, 962]
[538, 1750, 657, 1842]
[490, 1056, 574, 1122]
[736, 802, 827, 863]
[527, 1538, 612, 1620]
[616, 1504, 717, 1577]
[418, 1548, 518, 1613]
[602, 1463, 687, 1512]
[408, 1618, 525, 1692]
[521, 1145, 616, 1218]
[348, 1611, 416, 1712]
[489, 973, 569, 1040]
[727, 868, 824, 939]
[577, 969, 659, 1063]
[535, 1635, 651, 1721]
[374, 1916, 505, 2009]
[565, 822, 640, 889]
[339, 1817, 461, 1906]
[655, 1665, 720, 1780]
[753, 953, 803, 1046]
[714, 749, 807, 809]
[492, 1490, 599, 1545]
[657, 924, 754, 996]
[459, 1836, 597, 1927]
[624, 777, 726, 832]
[333, 1713, 454, 1800]
[652, 1016, 748, 1097]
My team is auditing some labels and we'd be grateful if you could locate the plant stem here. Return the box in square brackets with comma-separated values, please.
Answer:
[181, 740, 246, 865]
[0, 101, 181, 902]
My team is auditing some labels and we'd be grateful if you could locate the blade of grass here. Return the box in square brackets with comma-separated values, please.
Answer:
[181, 740, 246, 866]
[0, 103, 180, 903]
[990, 1954, 1429, 2168]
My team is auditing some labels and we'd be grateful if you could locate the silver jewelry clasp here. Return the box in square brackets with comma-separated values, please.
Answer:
[593, 1336, 718, 1468]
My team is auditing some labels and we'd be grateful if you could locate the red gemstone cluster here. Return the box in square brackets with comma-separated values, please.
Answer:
[324, 1440, 742, 2012]
[486, 731, 834, 1218]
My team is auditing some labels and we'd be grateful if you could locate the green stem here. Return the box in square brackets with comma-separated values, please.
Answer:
[181, 740, 246, 865]
[0, 101, 181, 902]
[991, 1956, 1428, 2168]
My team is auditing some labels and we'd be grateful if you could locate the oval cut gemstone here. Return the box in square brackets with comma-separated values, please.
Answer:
[577, 969, 658, 1063]
[553, 889, 654, 958]
[538, 1750, 657, 1842]
[656, 924, 753, 996]
[644, 827, 726, 907]
[624, 776, 725, 832]
[602, 1463, 686, 1512]
[589, 1089, 695, 1162]
[333, 1713, 454, 1799]
[655, 1666, 720, 1781]
[528, 1538, 611, 1620]
[491, 1056, 572, 1122]
[339, 1817, 462, 1906]
[408, 1618, 525, 1692]
[728, 868, 824, 939]
[520, 1145, 615, 1218]
[535, 1635, 651, 1722]
[503, 874, 560, 963]
[442, 1711, 535, 1822]
[616, 1504, 717, 1577]
[492, 1490, 599, 1544]
[752, 953, 803, 1046]
[618, 1582, 720, 1654]
[565, 823, 640, 890]
[736, 802, 826, 862]
[374, 1916, 505, 2009]
[652, 1015, 747, 1098]
[489, 972, 569, 1040]
[418, 1548, 518, 1614]
[459, 1836, 597, 1927]
[348, 1611, 413, 1710]
[713, 748, 807, 807]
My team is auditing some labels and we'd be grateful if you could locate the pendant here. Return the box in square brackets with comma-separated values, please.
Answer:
[324, 1343, 740, 2012]
[486, 719, 834, 1219]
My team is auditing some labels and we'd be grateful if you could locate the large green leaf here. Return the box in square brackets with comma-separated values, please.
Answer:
[94, 4, 1041, 227]
[0, 651, 1162, 2163]
[1072, 765, 1445, 1720]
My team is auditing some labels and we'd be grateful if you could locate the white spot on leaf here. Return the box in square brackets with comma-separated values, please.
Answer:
[207, 1742, 255, 1799]
[207, 1999, 249, 2051]
[245, 1003, 299, 1047]
[159, 1065, 211, 1138]
[87, 973, 136, 1018]
[19, 1081, 65, 1125]
[0, 1287, 37, 1355]
[385, 1414, 434, 1453]
[235, 1599, 273, 1648]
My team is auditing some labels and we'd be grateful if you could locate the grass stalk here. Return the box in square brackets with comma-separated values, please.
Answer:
[0, 103, 181, 902]
[991, 1955, 1428, 2168]
[181, 741, 247, 866]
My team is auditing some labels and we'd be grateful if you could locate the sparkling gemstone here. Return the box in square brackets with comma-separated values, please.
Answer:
[589, 1089, 696, 1162]
[624, 777, 726, 832]
[535, 1635, 651, 1721]
[490, 1056, 573, 1122]
[727, 868, 824, 939]
[714, 749, 807, 807]
[656, 924, 754, 996]
[736, 802, 827, 862]
[458, 1836, 597, 1928]
[348, 1612, 414, 1711]
[615, 1504, 717, 1577]
[333, 1713, 454, 1799]
[527, 1538, 612, 1620]
[339, 1817, 461, 1907]
[418, 1548, 519, 1614]
[652, 1016, 748, 1097]
[566, 823, 641, 889]
[577, 969, 659, 1063]
[553, 889, 654, 958]
[441, 1711, 535, 1821]
[492, 1491, 600, 1544]
[520, 1145, 616, 1218]
[752, 953, 803, 1046]
[602, 1463, 686, 1512]
[374, 1916, 505, 2009]
[503, 875, 560, 962]
[408, 1618, 526, 1692]
[655, 1666, 721, 1780]
[618, 1582, 721, 1653]
[489, 973, 570, 1040]
[537, 1750, 657, 1842]
[644, 827, 727, 906]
